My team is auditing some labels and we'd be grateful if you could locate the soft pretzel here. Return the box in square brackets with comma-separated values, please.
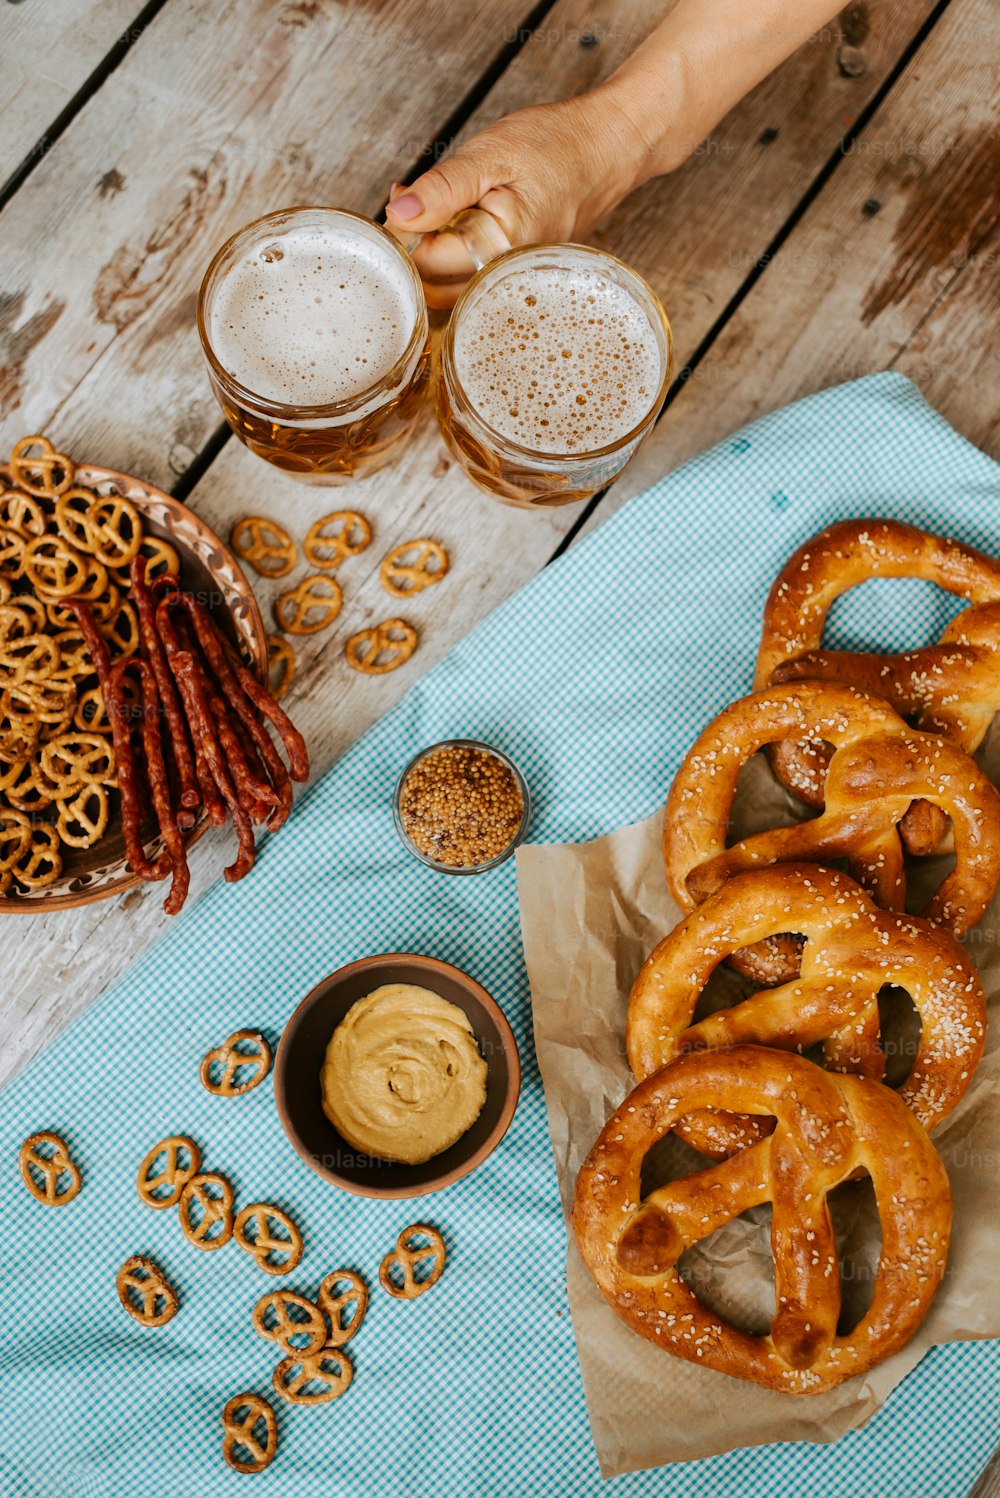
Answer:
[572, 1047, 951, 1393]
[628, 864, 985, 1156]
[664, 680, 1000, 981]
[756, 520, 1000, 853]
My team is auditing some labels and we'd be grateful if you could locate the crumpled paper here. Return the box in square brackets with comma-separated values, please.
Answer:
[517, 751, 1000, 1477]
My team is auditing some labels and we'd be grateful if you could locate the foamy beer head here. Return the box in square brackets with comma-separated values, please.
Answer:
[451, 252, 670, 457]
[198, 209, 430, 483]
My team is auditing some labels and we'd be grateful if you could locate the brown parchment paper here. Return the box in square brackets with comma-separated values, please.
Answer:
[516, 761, 1000, 1478]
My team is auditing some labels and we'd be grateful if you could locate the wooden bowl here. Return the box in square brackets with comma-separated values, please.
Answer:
[275, 953, 521, 1198]
[0, 465, 266, 911]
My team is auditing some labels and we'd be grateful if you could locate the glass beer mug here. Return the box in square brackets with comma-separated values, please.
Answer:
[198, 207, 432, 486]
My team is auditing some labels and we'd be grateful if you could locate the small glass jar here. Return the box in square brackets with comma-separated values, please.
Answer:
[393, 739, 531, 875]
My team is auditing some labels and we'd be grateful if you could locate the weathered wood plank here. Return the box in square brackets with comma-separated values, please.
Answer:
[0, 0, 944, 1083]
[593, 0, 1000, 523]
[0, 0, 140, 187]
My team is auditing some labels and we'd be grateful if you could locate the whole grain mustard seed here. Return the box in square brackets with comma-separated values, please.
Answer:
[399, 745, 525, 868]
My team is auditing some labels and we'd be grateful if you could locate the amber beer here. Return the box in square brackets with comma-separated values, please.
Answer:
[198, 208, 430, 485]
[436, 244, 673, 507]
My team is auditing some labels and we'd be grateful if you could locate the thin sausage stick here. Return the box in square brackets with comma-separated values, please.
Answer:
[112, 656, 190, 914]
[155, 598, 227, 828]
[130, 556, 199, 824]
[69, 602, 167, 883]
[170, 649, 255, 882]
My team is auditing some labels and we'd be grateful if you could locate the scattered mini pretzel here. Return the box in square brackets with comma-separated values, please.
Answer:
[303, 510, 372, 570]
[272, 1347, 353, 1406]
[344, 618, 417, 675]
[234, 1203, 303, 1275]
[18, 1130, 81, 1206]
[252, 1290, 328, 1356]
[136, 1134, 202, 1209]
[199, 1029, 272, 1097]
[0, 488, 46, 537]
[116, 1255, 178, 1328]
[379, 1224, 446, 1300]
[230, 516, 297, 579]
[9, 435, 74, 498]
[380, 538, 449, 598]
[12, 825, 62, 889]
[222, 1393, 278, 1475]
[318, 1270, 368, 1345]
[266, 634, 294, 702]
[178, 1171, 235, 1251]
[274, 574, 342, 635]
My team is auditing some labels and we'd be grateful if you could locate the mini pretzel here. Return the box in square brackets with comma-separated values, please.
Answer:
[199, 1029, 272, 1097]
[380, 538, 449, 598]
[231, 516, 296, 578]
[9, 436, 74, 498]
[116, 1256, 178, 1328]
[0, 489, 46, 537]
[273, 575, 342, 635]
[99, 599, 140, 659]
[4, 761, 57, 812]
[664, 680, 1000, 982]
[303, 510, 371, 570]
[222, 1393, 278, 1475]
[317, 1270, 368, 1345]
[266, 634, 294, 701]
[379, 1224, 446, 1300]
[56, 784, 109, 847]
[234, 1203, 303, 1276]
[12, 824, 62, 889]
[628, 864, 986, 1155]
[0, 808, 31, 872]
[41, 732, 115, 787]
[178, 1172, 234, 1251]
[136, 1134, 202, 1209]
[345, 618, 417, 675]
[272, 1348, 353, 1406]
[134, 534, 180, 581]
[82, 494, 143, 569]
[0, 632, 58, 688]
[573, 1047, 951, 1392]
[18, 1131, 81, 1205]
[757, 520, 1000, 854]
[252, 1290, 328, 1355]
[21, 535, 90, 598]
[0, 525, 26, 580]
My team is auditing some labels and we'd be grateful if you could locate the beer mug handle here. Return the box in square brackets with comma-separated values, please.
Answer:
[392, 207, 511, 291]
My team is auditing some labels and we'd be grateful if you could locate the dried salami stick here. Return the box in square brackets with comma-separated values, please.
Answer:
[154, 598, 227, 828]
[169, 647, 255, 882]
[130, 557, 200, 822]
[69, 602, 167, 884]
[175, 594, 309, 783]
[113, 656, 190, 914]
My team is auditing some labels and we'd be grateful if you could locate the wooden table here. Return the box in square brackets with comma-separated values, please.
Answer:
[2, 2, 998, 1482]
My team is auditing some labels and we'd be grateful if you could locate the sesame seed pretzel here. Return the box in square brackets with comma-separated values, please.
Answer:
[664, 681, 1000, 982]
[573, 1047, 951, 1393]
[234, 1203, 303, 1276]
[756, 520, 1000, 855]
[628, 864, 985, 1156]
[222, 1393, 278, 1475]
[116, 1256, 178, 1327]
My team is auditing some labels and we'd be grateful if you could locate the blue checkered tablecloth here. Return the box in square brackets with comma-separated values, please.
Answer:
[2, 372, 999, 1498]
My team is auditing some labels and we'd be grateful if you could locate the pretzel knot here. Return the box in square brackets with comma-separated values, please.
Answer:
[178, 1172, 234, 1251]
[756, 519, 1000, 855]
[252, 1290, 328, 1355]
[274, 574, 342, 635]
[664, 680, 1000, 983]
[303, 510, 372, 570]
[230, 516, 296, 579]
[380, 538, 449, 598]
[573, 1047, 951, 1393]
[344, 618, 418, 675]
[199, 1028, 272, 1097]
[379, 1224, 446, 1300]
[318, 1269, 368, 1345]
[234, 1203, 303, 1275]
[116, 1256, 178, 1327]
[272, 1347, 353, 1406]
[628, 864, 985, 1156]
[136, 1134, 202, 1209]
[18, 1130, 81, 1205]
[222, 1393, 278, 1474]
[9, 435, 74, 498]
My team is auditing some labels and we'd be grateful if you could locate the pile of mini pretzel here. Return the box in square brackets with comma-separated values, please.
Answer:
[573, 518, 1000, 1393]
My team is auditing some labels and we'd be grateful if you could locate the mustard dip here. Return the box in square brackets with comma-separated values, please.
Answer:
[321, 983, 488, 1164]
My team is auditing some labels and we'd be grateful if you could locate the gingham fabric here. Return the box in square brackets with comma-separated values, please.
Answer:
[2, 372, 999, 1498]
